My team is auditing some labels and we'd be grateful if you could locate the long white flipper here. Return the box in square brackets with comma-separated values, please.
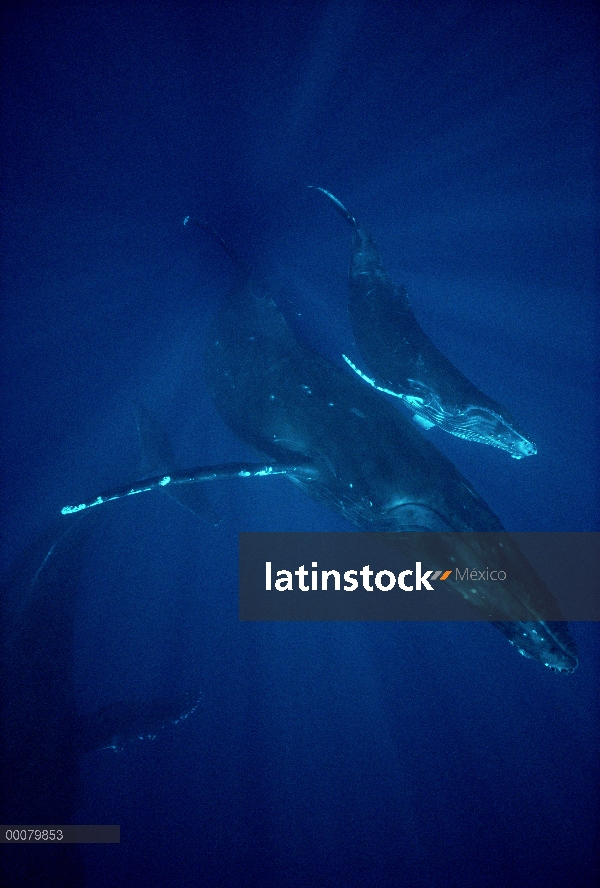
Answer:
[61, 461, 314, 515]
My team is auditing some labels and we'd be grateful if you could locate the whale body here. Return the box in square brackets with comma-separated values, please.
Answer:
[311, 187, 537, 460]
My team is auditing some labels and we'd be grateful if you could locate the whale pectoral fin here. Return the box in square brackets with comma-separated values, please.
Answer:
[78, 692, 201, 754]
[341, 354, 408, 400]
[343, 355, 436, 433]
[61, 460, 316, 516]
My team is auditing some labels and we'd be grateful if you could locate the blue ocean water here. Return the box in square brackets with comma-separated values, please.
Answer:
[1, 1, 598, 886]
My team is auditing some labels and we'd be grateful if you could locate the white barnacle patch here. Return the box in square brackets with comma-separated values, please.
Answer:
[412, 413, 435, 430]
[61, 502, 86, 515]
[62, 493, 106, 515]
[159, 476, 171, 486]
[256, 466, 275, 476]
[239, 471, 252, 477]
[509, 436, 537, 459]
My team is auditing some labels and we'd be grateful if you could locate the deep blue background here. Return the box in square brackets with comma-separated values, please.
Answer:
[1, 1, 599, 886]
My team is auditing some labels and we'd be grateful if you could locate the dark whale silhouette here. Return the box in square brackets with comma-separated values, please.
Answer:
[1, 514, 200, 887]
[311, 187, 537, 460]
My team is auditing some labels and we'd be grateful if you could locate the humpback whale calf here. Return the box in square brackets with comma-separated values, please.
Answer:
[310, 187, 537, 459]
[62, 217, 577, 674]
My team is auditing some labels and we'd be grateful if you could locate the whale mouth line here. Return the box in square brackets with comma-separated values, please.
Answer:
[403, 381, 537, 456]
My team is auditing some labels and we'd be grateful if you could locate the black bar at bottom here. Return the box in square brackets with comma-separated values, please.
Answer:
[1, 826, 120, 844]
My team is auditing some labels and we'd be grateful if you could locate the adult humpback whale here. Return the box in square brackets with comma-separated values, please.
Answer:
[62, 218, 577, 674]
[310, 187, 537, 459]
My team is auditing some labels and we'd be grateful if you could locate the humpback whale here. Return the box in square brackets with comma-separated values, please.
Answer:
[0, 514, 200, 887]
[62, 217, 577, 674]
[310, 187, 537, 459]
